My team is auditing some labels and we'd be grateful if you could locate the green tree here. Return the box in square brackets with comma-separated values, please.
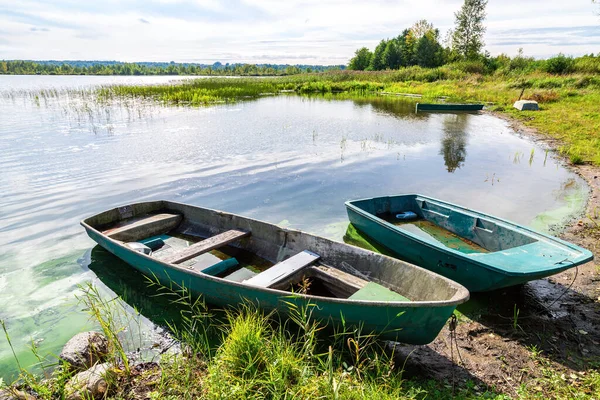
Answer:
[415, 30, 444, 67]
[382, 40, 402, 69]
[369, 40, 388, 70]
[397, 30, 413, 67]
[452, 0, 488, 59]
[348, 47, 373, 70]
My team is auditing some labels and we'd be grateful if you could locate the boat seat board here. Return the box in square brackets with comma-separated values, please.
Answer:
[103, 213, 183, 242]
[244, 250, 320, 288]
[308, 265, 368, 298]
[348, 282, 411, 302]
[162, 229, 250, 265]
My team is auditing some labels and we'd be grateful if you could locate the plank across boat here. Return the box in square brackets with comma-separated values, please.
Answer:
[81, 200, 469, 344]
[345, 194, 593, 292]
[415, 103, 484, 112]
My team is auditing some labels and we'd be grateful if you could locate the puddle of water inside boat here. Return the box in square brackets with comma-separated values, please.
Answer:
[382, 215, 489, 254]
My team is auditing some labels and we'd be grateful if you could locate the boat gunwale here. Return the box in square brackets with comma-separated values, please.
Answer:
[81, 200, 470, 308]
[345, 194, 593, 276]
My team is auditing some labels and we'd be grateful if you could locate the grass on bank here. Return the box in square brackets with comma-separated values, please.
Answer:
[99, 67, 600, 166]
[0, 283, 510, 400]
[2, 281, 600, 399]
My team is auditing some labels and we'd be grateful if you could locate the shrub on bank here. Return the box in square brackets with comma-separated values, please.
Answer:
[544, 54, 575, 75]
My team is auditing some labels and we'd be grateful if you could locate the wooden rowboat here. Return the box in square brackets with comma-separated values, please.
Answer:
[81, 200, 469, 344]
[346, 194, 593, 292]
[416, 103, 484, 112]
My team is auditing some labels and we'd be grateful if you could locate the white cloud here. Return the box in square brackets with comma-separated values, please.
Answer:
[0, 0, 598, 64]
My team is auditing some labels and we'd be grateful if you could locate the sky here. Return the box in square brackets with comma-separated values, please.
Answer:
[0, 0, 599, 65]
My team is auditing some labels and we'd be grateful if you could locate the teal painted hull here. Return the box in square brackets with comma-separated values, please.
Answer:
[416, 103, 484, 112]
[346, 194, 593, 292]
[82, 201, 469, 344]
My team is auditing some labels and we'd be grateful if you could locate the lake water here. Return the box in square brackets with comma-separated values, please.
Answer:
[0, 75, 587, 379]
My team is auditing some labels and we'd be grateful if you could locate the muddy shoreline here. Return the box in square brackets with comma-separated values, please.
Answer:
[395, 111, 600, 397]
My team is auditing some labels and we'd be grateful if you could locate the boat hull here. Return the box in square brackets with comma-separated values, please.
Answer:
[82, 201, 469, 344]
[416, 103, 484, 112]
[346, 195, 593, 292]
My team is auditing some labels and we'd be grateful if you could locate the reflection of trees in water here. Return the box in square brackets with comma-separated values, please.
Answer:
[351, 96, 427, 120]
[440, 114, 469, 172]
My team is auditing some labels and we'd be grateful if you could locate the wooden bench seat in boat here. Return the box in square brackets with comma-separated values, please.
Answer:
[163, 229, 250, 265]
[103, 213, 182, 242]
[307, 265, 368, 298]
[244, 250, 320, 288]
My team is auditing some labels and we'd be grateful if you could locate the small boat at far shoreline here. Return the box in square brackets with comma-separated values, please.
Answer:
[346, 194, 593, 292]
[81, 200, 469, 344]
[416, 103, 484, 112]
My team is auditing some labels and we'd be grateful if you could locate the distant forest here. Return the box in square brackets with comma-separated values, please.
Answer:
[0, 60, 344, 76]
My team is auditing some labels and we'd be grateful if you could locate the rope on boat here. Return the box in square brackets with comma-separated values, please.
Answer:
[493, 265, 580, 323]
[449, 314, 464, 396]
[544, 266, 579, 310]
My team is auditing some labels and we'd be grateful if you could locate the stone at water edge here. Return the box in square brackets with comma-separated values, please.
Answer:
[65, 363, 112, 400]
[59, 331, 109, 371]
[513, 100, 539, 111]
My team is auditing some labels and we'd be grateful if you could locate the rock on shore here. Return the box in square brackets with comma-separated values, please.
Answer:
[59, 331, 109, 371]
[64, 363, 112, 400]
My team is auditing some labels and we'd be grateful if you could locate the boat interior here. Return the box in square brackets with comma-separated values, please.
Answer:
[89, 204, 421, 303]
[350, 195, 539, 254]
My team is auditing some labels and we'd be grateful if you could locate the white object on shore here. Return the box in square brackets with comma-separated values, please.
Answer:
[513, 100, 539, 111]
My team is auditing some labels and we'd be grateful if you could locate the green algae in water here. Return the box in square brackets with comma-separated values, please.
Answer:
[32, 254, 85, 287]
[343, 223, 395, 256]
[530, 178, 587, 233]
[0, 252, 92, 380]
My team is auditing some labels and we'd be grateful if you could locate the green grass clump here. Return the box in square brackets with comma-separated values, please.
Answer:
[215, 309, 271, 379]
[517, 357, 600, 399]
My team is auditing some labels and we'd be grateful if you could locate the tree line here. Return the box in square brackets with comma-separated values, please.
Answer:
[0, 60, 344, 76]
[349, 0, 487, 70]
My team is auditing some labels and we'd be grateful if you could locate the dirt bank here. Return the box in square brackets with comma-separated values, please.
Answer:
[395, 111, 600, 398]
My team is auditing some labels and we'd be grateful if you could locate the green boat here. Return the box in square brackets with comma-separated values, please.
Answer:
[81, 200, 469, 344]
[346, 194, 593, 292]
[416, 103, 484, 112]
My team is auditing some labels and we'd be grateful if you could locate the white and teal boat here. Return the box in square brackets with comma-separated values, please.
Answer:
[82, 200, 469, 344]
[346, 194, 593, 292]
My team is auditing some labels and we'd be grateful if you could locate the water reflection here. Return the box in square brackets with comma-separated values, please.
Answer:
[85, 246, 183, 327]
[440, 114, 469, 172]
[351, 96, 424, 120]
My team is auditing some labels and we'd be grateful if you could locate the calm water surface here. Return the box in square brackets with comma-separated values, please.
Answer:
[0, 76, 587, 378]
